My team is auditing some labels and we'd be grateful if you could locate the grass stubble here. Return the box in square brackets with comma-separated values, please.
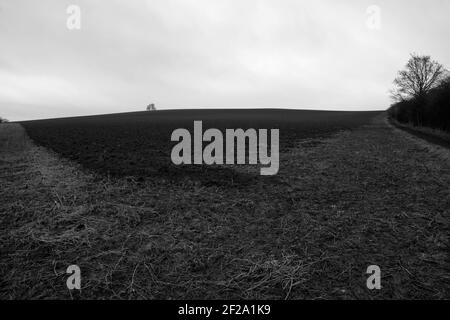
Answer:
[0, 114, 449, 299]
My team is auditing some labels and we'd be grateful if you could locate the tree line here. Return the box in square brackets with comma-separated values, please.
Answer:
[388, 54, 450, 132]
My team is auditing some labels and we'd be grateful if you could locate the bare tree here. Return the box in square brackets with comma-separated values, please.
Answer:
[146, 103, 156, 111]
[391, 53, 448, 102]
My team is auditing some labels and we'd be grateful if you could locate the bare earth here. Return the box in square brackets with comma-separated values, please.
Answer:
[0, 115, 449, 299]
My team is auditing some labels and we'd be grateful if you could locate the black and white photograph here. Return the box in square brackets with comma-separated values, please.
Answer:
[0, 0, 449, 311]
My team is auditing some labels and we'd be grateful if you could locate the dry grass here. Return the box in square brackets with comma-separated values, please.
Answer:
[1, 117, 449, 299]
[389, 119, 450, 164]
[390, 120, 450, 141]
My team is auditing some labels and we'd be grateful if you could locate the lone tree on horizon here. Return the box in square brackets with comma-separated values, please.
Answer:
[391, 53, 447, 102]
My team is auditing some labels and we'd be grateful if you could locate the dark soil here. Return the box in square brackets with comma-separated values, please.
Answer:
[21, 109, 381, 186]
[2, 111, 449, 300]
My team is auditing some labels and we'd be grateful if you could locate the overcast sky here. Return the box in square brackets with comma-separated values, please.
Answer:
[1, 0, 449, 121]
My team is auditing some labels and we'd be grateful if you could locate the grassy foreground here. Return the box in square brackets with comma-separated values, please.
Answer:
[0, 113, 449, 299]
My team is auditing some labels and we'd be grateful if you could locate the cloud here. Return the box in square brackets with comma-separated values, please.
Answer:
[0, 0, 449, 120]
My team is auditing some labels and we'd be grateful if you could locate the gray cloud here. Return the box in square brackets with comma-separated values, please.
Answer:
[1, 0, 449, 120]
